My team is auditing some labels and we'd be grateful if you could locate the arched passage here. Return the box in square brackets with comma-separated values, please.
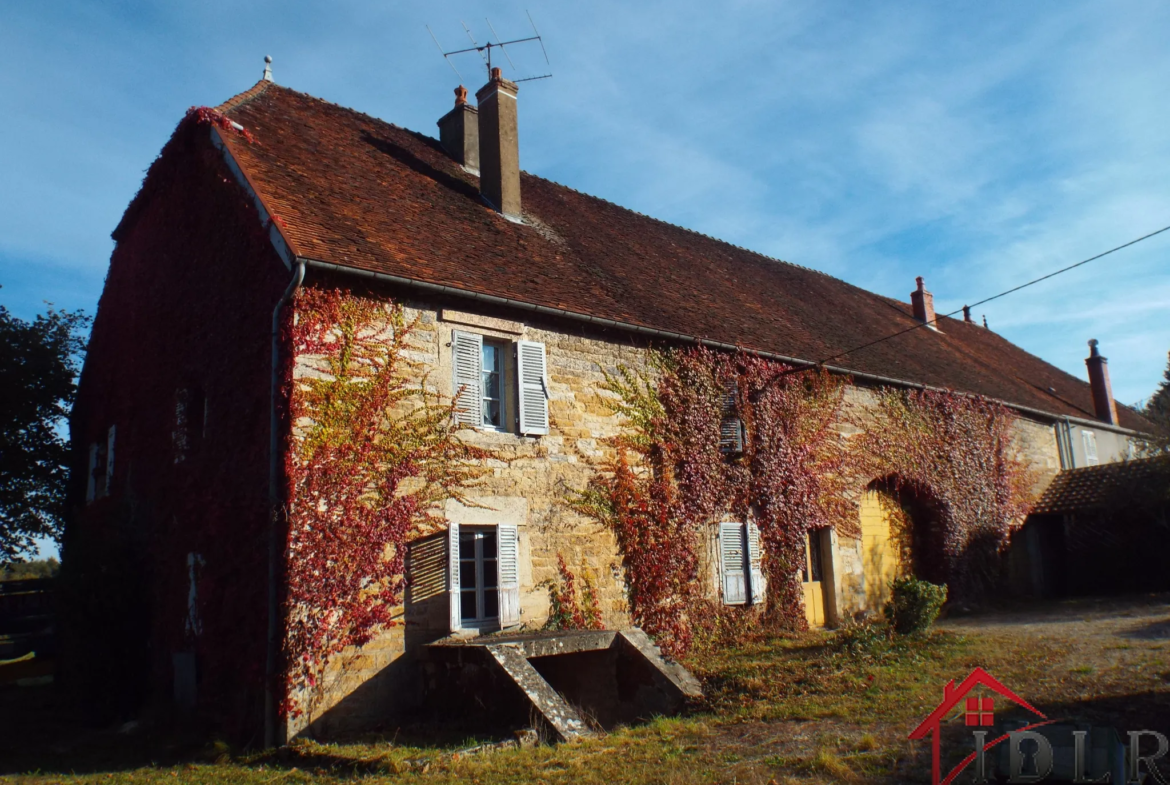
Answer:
[859, 478, 944, 610]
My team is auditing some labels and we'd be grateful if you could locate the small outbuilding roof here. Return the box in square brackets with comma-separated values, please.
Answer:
[1032, 457, 1170, 514]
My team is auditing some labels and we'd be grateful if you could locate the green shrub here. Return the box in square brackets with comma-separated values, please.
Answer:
[884, 577, 947, 635]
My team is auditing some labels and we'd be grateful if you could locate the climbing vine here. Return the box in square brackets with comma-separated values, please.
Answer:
[282, 287, 491, 716]
[575, 348, 860, 655]
[859, 389, 1036, 601]
[540, 554, 603, 631]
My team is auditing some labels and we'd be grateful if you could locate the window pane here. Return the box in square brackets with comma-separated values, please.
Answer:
[483, 559, 498, 589]
[482, 344, 499, 373]
[483, 590, 499, 619]
[460, 562, 476, 590]
[459, 533, 474, 559]
[481, 344, 503, 428]
[483, 397, 501, 428]
[460, 591, 477, 621]
[482, 531, 497, 559]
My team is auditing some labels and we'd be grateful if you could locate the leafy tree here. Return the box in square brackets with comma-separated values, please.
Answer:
[1144, 351, 1170, 430]
[0, 557, 60, 581]
[0, 290, 89, 561]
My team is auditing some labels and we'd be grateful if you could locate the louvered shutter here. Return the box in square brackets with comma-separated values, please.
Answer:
[497, 524, 520, 627]
[746, 521, 766, 606]
[452, 331, 483, 428]
[719, 382, 744, 454]
[447, 522, 461, 633]
[1082, 430, 1099, 466]
[719, 522, 747, 605]
[517, 340, 549, 436]
[105, 425, 116, 493]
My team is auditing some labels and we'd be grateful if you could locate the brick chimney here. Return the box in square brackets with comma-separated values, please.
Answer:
[437, 86, 479, 172]
[1085, 339, 1119, 425]
[476, 67, 521, 220]
[911, 277, 938, 330]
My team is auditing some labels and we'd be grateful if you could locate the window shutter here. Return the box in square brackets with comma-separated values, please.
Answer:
[447, 522, 462, 633]
[719, 522, 747, 605]
[719, 382, 744, 455]
[86, 443, 99, 502]
[105, 425, 116, 493]
[746, 521, 766, 606]
[516, 340, 549, 436]
[1082, 430, 1099, 466]
[452, 331, 483, 428]
[497, 523, 521, 627]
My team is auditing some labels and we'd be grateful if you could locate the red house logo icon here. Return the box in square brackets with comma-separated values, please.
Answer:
[909, 667, 1048, 785]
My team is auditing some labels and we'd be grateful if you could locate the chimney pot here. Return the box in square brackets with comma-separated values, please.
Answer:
[962, 305, 972, 323]
[437, 86, 479, 172]
[476, 69, 521, 220]
[1085, 338, 1119, 425]
[911, 276, 938, 330]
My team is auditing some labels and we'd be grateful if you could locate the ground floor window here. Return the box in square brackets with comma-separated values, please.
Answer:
[460, 527, 499, 624]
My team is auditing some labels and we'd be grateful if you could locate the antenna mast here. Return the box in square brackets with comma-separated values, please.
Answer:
[428, 14, 552, 84]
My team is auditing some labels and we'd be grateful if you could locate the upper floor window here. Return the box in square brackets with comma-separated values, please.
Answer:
[481, 342, 505, 430]
[86, 425, 115, 503]
[452, 330, 549, 436]
[1082, 430, 1099, 466]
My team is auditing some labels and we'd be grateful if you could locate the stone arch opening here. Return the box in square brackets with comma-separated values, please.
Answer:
[859, 477, 945, 610]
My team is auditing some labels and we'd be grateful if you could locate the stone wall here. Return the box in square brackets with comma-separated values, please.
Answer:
[283, 294, 1071, 738]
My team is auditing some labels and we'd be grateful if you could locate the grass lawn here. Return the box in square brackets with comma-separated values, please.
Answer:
[5, 613, 1169, 784]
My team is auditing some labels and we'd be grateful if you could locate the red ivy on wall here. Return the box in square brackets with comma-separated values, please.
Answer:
[859, 389, 1036, 601]
[575, 348, 860, 654]
[541, 554, 604, 631]
[281, 288, 491, 717]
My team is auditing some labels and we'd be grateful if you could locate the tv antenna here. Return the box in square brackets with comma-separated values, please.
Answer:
[427, 12, 552, 84]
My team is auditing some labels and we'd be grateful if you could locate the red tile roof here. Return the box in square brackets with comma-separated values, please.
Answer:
[212, 81, 1150, 431]
[1032, 458, 1170, 513]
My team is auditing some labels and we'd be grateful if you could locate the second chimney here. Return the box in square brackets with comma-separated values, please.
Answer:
[476, 67, 521, 220]
[437, 86, 479, 172]
[1085, 339, 1120, 425]
[911, 276, 938, 330]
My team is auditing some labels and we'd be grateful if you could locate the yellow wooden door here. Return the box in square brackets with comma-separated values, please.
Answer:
[802, 530, 826, 628]
[859, 490, 908, 610]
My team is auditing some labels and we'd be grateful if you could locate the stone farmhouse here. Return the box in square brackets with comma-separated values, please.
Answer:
[69, 65, 1154, 742]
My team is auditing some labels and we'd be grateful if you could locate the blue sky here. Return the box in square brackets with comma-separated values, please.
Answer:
[3, 0, 1169, 412]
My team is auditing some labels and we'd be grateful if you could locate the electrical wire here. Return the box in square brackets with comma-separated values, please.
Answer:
[810, 222, 1170, 369]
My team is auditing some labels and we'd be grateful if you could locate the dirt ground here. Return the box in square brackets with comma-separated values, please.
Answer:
[938, 593, 1170, 738]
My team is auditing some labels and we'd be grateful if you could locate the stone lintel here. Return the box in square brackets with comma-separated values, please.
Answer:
[440, 309, 524, 335]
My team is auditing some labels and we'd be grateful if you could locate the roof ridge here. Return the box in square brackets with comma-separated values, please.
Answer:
[215, 80, 273, 113]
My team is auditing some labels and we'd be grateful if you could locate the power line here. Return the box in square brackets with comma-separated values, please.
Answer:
[811, 222, 1170, 369]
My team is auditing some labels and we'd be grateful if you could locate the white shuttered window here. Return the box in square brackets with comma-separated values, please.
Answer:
[719, 522, 747, 605]
[447, 522, 521, 633]
[452, 331, 483, 428]
[498, 524, 520, 627]
[746, 521, 766, 605]
[1082, 430, 1099, 466]
[516, 340, 549, 435]
[720, 521, 766, 606]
